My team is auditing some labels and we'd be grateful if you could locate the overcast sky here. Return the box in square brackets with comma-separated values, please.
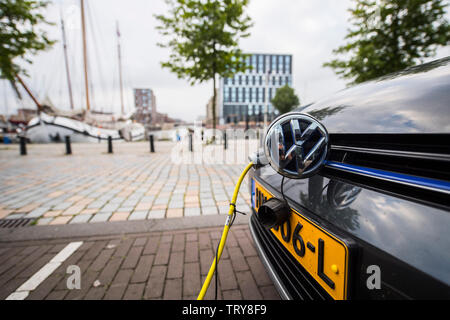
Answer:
[1, 0, 449, 121]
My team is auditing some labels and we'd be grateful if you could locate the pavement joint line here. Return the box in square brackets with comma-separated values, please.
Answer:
[5, 241, 83, 300]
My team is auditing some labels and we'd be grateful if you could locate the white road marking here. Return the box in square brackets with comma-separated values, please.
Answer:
[5, 241, 83, 300]
[6, 292, 29, 300]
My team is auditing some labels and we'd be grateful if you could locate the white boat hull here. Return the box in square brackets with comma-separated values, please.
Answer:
[26, 113, 144, 143]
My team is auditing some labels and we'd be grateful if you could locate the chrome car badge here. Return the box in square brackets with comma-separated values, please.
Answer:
[264, 112, 329, 179]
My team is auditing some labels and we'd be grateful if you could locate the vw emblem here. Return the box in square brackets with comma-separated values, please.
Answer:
[264, 112, 329, 179]
[327, 180, 362, 209]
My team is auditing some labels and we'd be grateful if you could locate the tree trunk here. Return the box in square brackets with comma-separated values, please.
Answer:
[212, 74, 216, 132]
[212, 43, 217, 134]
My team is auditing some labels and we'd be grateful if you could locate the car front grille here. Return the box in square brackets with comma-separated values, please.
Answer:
[250, 213, 332, 300]
[329, 133, 450, 181]
[323, 133, 450, 210]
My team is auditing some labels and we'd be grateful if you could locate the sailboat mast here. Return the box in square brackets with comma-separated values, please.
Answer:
[16, 75, 42, 112]
[117, 21, 125, 116]
[80, 0, 90, 111]
[60, 11, 74, 110]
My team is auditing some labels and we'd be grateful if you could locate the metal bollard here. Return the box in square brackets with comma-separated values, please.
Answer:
[224, 132, 227, 150]
[65, 136, 72, 155]
[19, 136, 27, 156]
[149, 134, 155, 153]
[189, 134, 193, 152]
[108, 136, 113, 154]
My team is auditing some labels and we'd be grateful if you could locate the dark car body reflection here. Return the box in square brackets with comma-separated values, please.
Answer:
[250, 58, 450, 299]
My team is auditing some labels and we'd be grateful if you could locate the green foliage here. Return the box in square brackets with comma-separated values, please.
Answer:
[155, 0, 253, 128]
[324, 0, 450, 84]
[0, 0, 55, 96]
[271, 85, 300, 114]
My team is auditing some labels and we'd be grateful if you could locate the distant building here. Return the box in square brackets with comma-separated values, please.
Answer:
[134, 88, 156, 126]
[217, 53, 293, 123]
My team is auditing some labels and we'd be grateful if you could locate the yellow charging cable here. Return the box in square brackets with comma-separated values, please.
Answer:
[197, 161, 254, 300]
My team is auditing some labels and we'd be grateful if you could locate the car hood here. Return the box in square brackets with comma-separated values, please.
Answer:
[300, 57, 450, 134]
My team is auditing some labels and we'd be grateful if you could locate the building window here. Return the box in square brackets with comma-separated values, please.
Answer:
[238, 75, 242, 85]
[249, 87, 253, 102]
[255, 55, 259, 73]
[252, 75, 256, 86]
[278, 56, 283, 74]
[224, 77, 228, 85]
[286, 56, 291, 73]
[263, 55, 266, 73]
[258, 55, 263, 74]
[271, 55, 276, 74]
[245, 75, 249, 85]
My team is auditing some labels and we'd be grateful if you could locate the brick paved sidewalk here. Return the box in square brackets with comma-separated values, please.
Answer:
[0, 224, 280, 300]
[0, 141, 255, 225]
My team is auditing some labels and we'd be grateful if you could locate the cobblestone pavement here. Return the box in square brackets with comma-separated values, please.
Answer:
[0, 224, 280, 300]
[0, 141, 255, 225]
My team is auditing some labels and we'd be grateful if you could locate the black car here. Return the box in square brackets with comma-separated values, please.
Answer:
[248, 57, 450, 300]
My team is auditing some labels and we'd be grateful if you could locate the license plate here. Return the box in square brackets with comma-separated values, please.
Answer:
[252, 179, 350, 300]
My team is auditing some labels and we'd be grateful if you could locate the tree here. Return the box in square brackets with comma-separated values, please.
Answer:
[271, 85, 300, 114]
[0, 0, 55, 97]
[155, 0, 253, 130]
[324, 0, 450, 85]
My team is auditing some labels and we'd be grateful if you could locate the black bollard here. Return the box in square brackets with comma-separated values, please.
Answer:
[189, 134, 193, 152]
[108, 136, 113, 154]
[65, 136, 72, 155]
[224, 132, 227, 150]
[19, 136, 27, 156]
[149, 134, 155, 153]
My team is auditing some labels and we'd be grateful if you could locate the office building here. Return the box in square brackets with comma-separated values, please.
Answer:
[217, 53, 293, 123]
[134, 88, 156, 125]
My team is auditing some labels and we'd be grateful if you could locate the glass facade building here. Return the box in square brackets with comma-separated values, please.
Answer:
[218, 53, 293, 123]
